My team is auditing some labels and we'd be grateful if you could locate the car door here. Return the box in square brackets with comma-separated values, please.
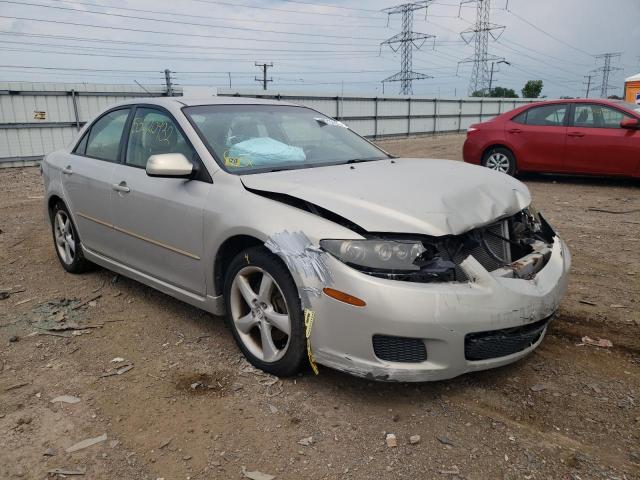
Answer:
[565, 103, 640, 175]
[110, 106, 209, 296]
[61, 108, 131, 257]
[504, 103, 568, 172]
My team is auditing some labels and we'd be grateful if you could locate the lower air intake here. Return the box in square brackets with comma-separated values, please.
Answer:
[465, 317, 551, 361]
[372, 335, 427, 363]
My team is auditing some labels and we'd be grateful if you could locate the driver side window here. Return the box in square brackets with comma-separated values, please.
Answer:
[126, 108, 196, 168]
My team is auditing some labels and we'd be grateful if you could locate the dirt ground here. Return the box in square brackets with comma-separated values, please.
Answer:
[1, 134, 639, 480]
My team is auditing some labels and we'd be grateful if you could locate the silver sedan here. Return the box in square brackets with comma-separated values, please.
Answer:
[42, 97, 570, 381]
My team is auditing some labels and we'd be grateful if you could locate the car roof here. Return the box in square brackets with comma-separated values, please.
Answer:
[110, 96, 298, 108]
[522, 98, 630, 108]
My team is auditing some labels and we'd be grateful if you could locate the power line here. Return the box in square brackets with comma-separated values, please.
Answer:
[458, 0, 506, 96]
[36, 0, 384, 29]
[381, 1, 435, 95]
[0, 36, 382, 56]
[0, 15, 377, 47]
[0, 1, 384, 42]
[505, 8, 593, 57]
[274, 0, 380, 13]
[190, 0, 384, 20]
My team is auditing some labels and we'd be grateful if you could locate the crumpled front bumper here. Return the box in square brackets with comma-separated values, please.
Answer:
[306, 236, 571, 382]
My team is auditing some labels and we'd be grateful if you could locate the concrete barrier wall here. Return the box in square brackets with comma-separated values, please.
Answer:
[0, 82, 536, 167]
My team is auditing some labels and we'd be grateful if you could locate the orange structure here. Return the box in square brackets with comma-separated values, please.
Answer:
[624, 73, 640, 104]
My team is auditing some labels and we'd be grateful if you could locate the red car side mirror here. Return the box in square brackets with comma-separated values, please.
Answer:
[620, 117, 640, 129]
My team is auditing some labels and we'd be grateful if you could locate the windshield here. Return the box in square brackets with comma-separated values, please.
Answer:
[183, 104, 389, 174]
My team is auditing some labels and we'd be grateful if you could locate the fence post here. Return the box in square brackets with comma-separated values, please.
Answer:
[433, 98, 438, 134]
[70, 89, 80, 131]
[374, 97, 378, 139]
[335, 96, 340, 120]
[458, 98, 463, 133]
[407, 98, 411, 137]
[479, 98, 483, 123]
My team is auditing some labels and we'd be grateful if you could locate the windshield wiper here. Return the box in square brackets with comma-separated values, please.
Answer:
[345, 157, 385, 164]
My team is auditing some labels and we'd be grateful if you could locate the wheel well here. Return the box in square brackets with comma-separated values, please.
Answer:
[213, 235, 264, 296]
[482, 145, 514, 163]
[47, 195, 63, 220]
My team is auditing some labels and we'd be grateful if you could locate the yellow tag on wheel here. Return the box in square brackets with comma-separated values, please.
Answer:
[303, 309, 319, 375]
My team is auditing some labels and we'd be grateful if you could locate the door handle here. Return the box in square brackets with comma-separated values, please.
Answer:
[62, 165, 73, 175]
[568, 131, 585, 137]
[507, 128, 522, 134]
[112, 182, 130, 193]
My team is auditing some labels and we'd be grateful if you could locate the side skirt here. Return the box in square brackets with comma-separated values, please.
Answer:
[82, 246, 225, 316]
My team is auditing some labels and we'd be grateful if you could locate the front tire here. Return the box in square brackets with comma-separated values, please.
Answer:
[223, 246, 306, 377]
[482, 147, 517, 176]
[50, 202, 93, 273]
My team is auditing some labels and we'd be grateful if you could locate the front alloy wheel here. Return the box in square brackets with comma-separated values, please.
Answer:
[224, 247, 306, 377]
[230, 266, 291, 363]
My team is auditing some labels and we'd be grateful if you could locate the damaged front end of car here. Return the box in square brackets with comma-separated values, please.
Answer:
[320, 206, 556, 285]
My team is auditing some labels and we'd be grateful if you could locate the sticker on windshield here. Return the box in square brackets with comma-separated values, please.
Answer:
[314, 117, 348, 129]
[223, 150, 253, 168]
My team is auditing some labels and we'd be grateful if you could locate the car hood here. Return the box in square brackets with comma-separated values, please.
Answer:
[241, 158, 531, 236]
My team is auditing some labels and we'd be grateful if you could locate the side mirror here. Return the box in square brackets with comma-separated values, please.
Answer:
[146, 153, 193, 178]
[620, 117, 640, 129]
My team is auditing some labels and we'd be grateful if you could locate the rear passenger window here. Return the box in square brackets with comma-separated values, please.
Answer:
[85, 109, 130, 162]
[522, 104, 567, 126]
[511, 111, 528, 124]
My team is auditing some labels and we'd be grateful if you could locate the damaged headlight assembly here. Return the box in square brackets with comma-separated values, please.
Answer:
[320, 239, 455, 281]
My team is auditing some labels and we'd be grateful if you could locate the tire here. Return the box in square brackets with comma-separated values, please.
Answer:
[50, 202, 93, 273]
[223, 246, 306, 377]
[482, 147, 517, 176]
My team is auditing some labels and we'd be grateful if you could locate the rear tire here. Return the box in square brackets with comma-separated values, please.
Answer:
[50, 202, 93, 273]
[223, 246, 306, 377]
[482, 147, 517, 176]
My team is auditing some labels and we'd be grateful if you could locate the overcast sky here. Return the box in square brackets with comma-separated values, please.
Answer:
[0, 0, 638, 98]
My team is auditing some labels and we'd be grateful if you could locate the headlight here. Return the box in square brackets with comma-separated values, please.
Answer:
[320, 239, 426, 271]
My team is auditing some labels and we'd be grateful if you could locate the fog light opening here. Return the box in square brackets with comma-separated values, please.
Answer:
[322, 287, 366, 307]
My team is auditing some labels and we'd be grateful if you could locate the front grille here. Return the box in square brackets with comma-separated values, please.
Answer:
[465, 317, 550, 361]
[438, 220, 511, 281]
[372, 335, 427, 363]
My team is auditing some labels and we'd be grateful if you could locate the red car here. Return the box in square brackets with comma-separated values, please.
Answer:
[463, 99, 640, 177]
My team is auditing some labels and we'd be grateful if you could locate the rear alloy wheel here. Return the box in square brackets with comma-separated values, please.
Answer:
[224, 247, 306, 377]
[483, 147, 516, 176]
[51, 202, 93, 273]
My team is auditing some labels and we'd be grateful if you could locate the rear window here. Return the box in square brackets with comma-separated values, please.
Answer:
[517, 104, 567, 127]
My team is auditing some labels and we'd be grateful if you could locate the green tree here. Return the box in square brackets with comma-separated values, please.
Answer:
[471, 86, 518, 98]
[522, 80, 543, 98]
[490, 86, 518, 98]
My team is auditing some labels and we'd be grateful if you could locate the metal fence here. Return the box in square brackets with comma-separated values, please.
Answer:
[0, 82, 536, 167]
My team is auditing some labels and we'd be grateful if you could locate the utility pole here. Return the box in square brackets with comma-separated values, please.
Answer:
[164, 68, 173, 96]
[592, 53, 622, 98]
[255, 62, 273, 90]
[380, 1, 435, 95]
[488, 59, 510, 96]
[583, 73, 595, 98]
[228, 72, 231, 89]
[458, 0, 506, 96]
